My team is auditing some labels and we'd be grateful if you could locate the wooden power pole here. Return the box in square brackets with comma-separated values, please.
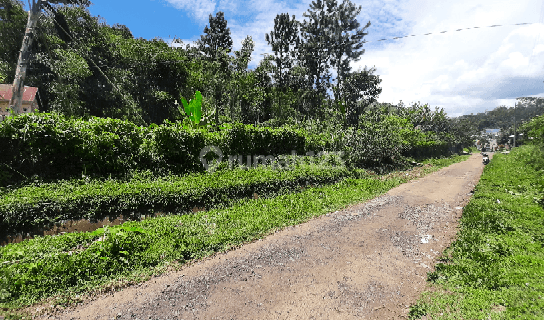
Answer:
[9, 0, 43, 114]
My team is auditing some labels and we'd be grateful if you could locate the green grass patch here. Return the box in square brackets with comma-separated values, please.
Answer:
[0, 153, 470, 318]
[0, 161, 362, 237]
[410, 145, 544, 319]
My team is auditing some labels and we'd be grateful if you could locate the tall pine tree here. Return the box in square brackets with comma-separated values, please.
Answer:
[265, 13, 302, 120]
[296, 0, 376, 124]
[196, 11, 233, 126]
[297, 0, 333, 99]
[265, 13, 300, 90]
[327, 0, 371, 119]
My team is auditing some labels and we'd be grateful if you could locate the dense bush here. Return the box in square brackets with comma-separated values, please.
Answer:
[520, 113, 544, 145]
[148, 120, 207, 174]
[0, 103, 471, 188]
[220, 123, 306, 157]
[0, 113, 151, 185]
[0, 113, 315, 186]
[341, 114, 412, 168]
[519, 113, 544, 171]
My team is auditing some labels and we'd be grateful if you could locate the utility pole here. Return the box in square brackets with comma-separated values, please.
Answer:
[9, 0, 43, 115]
[513, 101, 516, 148]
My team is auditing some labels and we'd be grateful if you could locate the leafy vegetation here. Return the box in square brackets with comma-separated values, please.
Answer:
[454, 98, 544, 148]
[456, 98, 544, 132]
[0, 105, 471, 188]
[0, 0, 497, 135]
[0, 153, 469, 317]
[0, 162, 360, 237]
[409, 144, 544, 319]
[4, 1, 541, 318]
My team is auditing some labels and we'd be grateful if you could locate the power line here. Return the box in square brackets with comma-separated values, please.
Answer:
[362, 22, 536, 43]
[23, 21, 540, 70]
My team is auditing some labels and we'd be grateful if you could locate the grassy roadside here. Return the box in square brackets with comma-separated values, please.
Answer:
[410, 145, 544, 319]
[0, 153, 470, 319]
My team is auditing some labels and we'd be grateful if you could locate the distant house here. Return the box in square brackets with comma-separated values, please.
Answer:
[0, 84, 39, 122]
[480, 128, 500, 139]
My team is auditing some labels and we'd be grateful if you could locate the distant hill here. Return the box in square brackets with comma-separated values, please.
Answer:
[455, 97, 544, 132]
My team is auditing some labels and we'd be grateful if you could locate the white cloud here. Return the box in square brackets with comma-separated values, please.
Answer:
[165, 0, 217, 22]
[351, 0, 544, 116]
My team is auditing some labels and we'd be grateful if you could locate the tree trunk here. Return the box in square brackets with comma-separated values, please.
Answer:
[9, 0, 42, 115]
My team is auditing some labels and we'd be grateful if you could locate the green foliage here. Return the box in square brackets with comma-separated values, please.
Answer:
[176, 90, 215, 129]
[196, 11, 233, 62]
[520, 113, 544, 144]
[181, 90, 203, 124]
[340, 66, 383, 126]
[2, 0, 497, 154]
[341, 111, 414, 168]
[192, 11, 234, 126]
[0, 61, 8, 83]
[222, 123, 306, 156]
[0, 0, 27, 84]
[0, 113, 327, 188]
[0, 99, 471, 192]
[456, 98, 544, 132]
[0, 162, 354, 226]
[0, 112, 150, 184]
[265, 13, 300, 82]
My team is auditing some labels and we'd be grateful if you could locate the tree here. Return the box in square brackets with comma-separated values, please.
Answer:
[265, 13, 300, 90]
[195, 11, 233, 126]
[110, 23, 133, 39]
[21, 4, 144, 123]
[341, 66, 382, 126]
[196, 11, 233, 63]
[297, 0, 334, 99]
[0, 0, 27, 83]
[8, 0, 90, 114]
[225, 35, 255, 122]
[296, 0, 373, 122]
[231, 35, 254, 73]
[265, 13, 304, 122]
[244, 54, 275, 123]
[108, 35, 189, 125]
[326, 0, 371, 113]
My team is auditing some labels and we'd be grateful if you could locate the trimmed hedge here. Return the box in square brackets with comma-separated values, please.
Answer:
[221, 123, 306, 156]
[0, 114, 313, 186]
[0, 110, 466, 188]
[0, 164, 359, 238]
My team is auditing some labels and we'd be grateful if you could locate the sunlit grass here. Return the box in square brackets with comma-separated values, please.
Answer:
[410, 145, 544, 319]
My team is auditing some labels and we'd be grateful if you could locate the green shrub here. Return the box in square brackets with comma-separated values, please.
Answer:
[0, 164, 355, 237]
[222, 123, 306, 156]
[150, 120, 207, 174]
[341, 113, 414, 167]
[0, 113, 150, 184]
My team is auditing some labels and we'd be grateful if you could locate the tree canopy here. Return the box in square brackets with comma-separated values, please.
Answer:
[0, 0, 514, 140]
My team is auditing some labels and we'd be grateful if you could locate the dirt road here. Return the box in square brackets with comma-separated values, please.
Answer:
[35, 153, 488, 320]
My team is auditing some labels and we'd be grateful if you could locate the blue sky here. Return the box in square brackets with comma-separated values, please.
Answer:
[83, 0, 544, 117]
